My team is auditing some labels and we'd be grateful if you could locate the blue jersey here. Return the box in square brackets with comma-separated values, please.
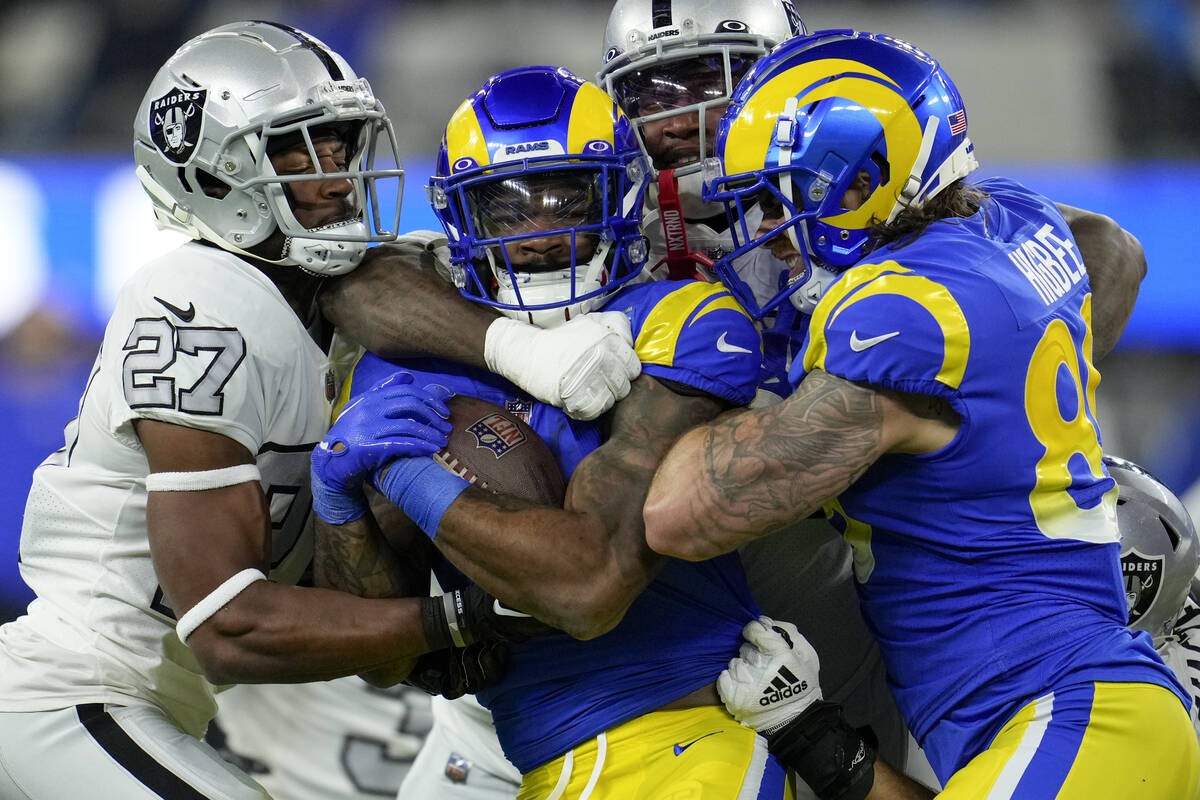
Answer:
[341, 279, 762, 773]
[791, 178, 1187, 780]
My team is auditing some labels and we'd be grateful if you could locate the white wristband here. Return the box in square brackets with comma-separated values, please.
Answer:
[175, 568, 267, 644]
[146, 464, 261, 492]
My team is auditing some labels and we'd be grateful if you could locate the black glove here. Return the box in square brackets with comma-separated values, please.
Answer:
[766, 701, 878, 800]
[402, 640, 509, 700]
[419, 584, 556, 649]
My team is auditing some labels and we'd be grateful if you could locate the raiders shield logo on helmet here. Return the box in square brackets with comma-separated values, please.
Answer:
[780, 0, 806, 35]
[149, 86, 207, 165]
[1123, 547, 1165, 626]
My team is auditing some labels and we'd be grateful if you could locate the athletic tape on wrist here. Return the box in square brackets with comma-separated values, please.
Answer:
[175, 568, 267, 644]
[374, 458, 470, 540]
[146, 464, 262, 492]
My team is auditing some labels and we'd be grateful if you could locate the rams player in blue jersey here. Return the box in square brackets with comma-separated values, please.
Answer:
[311, 66, 794, 799]
[644, 30, 1200, 799]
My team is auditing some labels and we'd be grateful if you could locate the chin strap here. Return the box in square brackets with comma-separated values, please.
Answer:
[774, 96, 803, 254]
[282, 220, 368, 276]
[655, 168, 713, 281]
[886, 116, 980, 223]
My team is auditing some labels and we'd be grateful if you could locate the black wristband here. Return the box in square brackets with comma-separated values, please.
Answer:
[765, 701, 877, 800]
[418, 595, 454, 651]
[402, 640, 509, 700]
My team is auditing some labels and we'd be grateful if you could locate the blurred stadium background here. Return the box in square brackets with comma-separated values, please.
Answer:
[2, 0, 1198, 622]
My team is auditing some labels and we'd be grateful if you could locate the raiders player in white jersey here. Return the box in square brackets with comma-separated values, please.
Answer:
[398, 694, 521, 799]
[208, 679, 433, 800]
[0, 21, 469, 800]
[1108, 455, 1200, 742]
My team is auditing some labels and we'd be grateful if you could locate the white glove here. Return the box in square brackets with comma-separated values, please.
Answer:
[718, 616, 823, 735]
[484, 312, 641, 421]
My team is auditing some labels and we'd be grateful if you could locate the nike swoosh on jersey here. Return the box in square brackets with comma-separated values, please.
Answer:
[492, 600, 533, 618]
[849, 330, 900, 352]
[155, 296, 196, 322]
[716, 331, 752, 354]
[673, 730, 723, 756]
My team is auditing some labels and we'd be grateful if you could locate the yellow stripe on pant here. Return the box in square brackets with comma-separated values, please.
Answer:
[517, 705, 793, 800]
[938, 681, 1200, 799]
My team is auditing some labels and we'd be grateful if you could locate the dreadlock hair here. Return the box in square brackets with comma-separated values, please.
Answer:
[868, 180, 989, 252]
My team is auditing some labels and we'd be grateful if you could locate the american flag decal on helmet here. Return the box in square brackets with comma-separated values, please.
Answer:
[948, 109, 967, 136]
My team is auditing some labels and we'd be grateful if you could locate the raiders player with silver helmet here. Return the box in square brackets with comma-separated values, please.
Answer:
[597, 0, 839, 359]
[1108, 455, 1200, 741]
[132, 25, 401, 276]
[0, 21, 477, 799]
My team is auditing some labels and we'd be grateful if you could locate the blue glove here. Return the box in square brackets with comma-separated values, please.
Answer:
[311, 371, 453, 524]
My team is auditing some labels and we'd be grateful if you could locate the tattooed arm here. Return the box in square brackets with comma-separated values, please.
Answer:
[1057, 203, 1145, 359]
[313, 496, 433, 600]
[312, 496, 439, 686]
[430, 375, 726, 640]
[643, 369, 958, 561]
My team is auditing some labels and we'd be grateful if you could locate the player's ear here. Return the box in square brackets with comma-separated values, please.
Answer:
[840, 171, 874, 211]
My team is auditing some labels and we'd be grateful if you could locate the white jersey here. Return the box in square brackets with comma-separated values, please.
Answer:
[425, 695, 521, 784]
[414, 573, 521, 787]
[210, 678, 431, 800]
[0, 242, 331, 738]
[1159, 597, 1200, 742]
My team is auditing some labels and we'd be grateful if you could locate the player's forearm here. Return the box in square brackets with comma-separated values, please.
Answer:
[358, 658, 421, 689]
[645, 372, 883, 559]
[1057, 203, 1145, 359]
[320, 242, 496, 366]
[643, 420, 763, 559]
[186, 581, 433, 684]
[313, 514, 419, 600]
[433, 493, 655, 639]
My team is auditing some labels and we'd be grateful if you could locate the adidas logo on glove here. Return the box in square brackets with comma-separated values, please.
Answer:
[759, 665, 809, 706]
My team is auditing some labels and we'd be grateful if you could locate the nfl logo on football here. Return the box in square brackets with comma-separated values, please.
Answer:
[468, 414, 527, 457]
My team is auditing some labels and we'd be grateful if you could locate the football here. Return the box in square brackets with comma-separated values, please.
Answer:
[433, 394, 566, 507]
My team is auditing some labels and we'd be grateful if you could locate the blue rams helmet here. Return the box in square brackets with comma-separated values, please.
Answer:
[1105, 455, 1200, 644]
[702, 29, 979, 317]
[428, 66, 651, 327]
